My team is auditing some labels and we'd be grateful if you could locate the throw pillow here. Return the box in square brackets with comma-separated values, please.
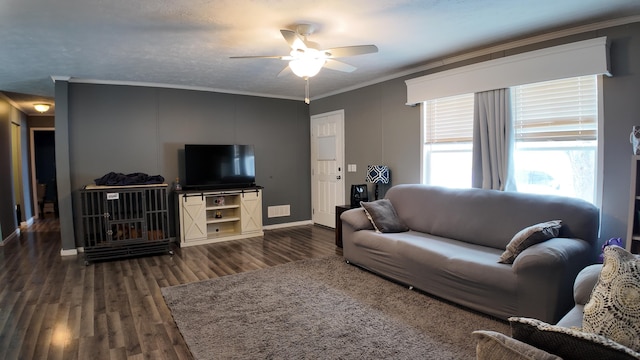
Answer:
[472, 330, 562, 360]
[510, 317, 640, 360]
[583, 245, 640, 352]
[360, 199, 409, 233]
[498, 220, 562, 264]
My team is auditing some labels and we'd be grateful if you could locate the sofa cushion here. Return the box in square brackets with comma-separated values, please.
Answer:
[574, 264, 604, 305]
[473, 330, 562, 360]
[510, 317, 640, 360]
[498, 220, 562, 264]
[583, 246, 640, 352]
[384, 184, 599, 251]
[360, 199, 409, 233]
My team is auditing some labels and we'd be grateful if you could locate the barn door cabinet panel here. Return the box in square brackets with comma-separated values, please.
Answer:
[80, 184, 172, 264]
[240, 190, 263, 234]
[176, 188, 263, 247]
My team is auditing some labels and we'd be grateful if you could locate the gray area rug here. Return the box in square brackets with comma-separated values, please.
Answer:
[161, 256, 510, 359]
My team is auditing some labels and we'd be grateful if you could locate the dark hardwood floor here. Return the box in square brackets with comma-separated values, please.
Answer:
[0, 217, 340, 359]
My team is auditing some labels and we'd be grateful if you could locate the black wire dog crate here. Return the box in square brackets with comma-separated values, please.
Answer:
[80, 184, 172, 264]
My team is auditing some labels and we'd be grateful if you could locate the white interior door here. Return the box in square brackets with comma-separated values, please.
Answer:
[311, 110, 345, 228]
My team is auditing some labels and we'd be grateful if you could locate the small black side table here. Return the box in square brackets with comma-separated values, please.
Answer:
[335, 204, 359, 248]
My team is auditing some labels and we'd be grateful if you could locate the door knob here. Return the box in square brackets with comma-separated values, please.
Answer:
[336, 175, 341, 180]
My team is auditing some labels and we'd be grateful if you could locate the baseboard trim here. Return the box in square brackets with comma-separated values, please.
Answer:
[263, 220, 313, 230]
[0, 228, 20, 246]
[60, 248, 78, 256]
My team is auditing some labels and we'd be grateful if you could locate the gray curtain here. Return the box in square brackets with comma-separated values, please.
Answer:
[472, 88, 515, 190]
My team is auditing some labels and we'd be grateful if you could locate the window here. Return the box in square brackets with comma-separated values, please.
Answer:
[511, 75, 598, 203]
[423, 93, 474, 188]
[422, 75, 599, 204]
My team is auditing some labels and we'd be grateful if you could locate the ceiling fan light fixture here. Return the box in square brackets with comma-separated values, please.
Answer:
[289, 59, 325, 77]
[34, 103, 50, 113]
[288, 48, 325, 78]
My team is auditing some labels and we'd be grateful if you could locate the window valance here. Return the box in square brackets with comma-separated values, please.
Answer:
[405, 37, 610, 105]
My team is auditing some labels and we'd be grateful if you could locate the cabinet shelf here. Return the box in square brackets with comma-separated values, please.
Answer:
[208, 228, 238, 237]
[626, 155, 640, 254]
[206, 216, 240, 224]
[206, 205, 240, 210]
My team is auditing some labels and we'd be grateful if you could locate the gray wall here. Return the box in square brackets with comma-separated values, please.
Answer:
[0, 96, 31, 242]
[311, 79, 420, 200]
[0, 98, 15, 239]
[311, 21, 640, 244]
[0, 97, 34, 240]
[63, 83, 310, 246]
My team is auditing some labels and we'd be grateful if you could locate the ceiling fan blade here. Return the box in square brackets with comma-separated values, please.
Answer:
[230, 55, 288, 59]
[277, 65, 292, 78]
[324, 59, 356, 73]
[323, 45, 378, 58]
[280, 29, 307, 50]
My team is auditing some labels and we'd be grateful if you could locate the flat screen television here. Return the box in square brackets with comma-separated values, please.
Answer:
[184, 144, 256, 190]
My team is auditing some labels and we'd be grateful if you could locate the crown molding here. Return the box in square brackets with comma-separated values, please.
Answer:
[52, 77, 303, 102]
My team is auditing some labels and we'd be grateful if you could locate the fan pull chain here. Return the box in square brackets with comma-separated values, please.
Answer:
[304, 77, 310, 104]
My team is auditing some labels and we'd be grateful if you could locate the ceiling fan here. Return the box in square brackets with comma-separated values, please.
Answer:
[230, 24, 378, 104]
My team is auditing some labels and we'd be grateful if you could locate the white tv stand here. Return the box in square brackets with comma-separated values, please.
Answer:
[176, 187, 263, 247]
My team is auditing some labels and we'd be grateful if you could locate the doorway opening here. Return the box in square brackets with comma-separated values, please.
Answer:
[30, 128, 57, 219]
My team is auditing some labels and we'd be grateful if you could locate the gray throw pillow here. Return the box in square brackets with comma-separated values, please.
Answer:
[498, 220, 562, 264]
[510, 317, 640, 360]
[360, 199, 409, 233]
[583, 246, 640, 352]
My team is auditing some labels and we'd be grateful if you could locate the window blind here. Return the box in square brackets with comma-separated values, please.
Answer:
[425, 93, 474, 143]
[512, 75, 597, 141]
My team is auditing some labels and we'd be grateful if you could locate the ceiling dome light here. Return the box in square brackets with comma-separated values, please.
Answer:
[34, 103, 50, 113]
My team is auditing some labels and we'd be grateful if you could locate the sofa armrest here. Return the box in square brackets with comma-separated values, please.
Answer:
[555, 263, 602, 327]
[511, 237, 592, 273]
[572, 264, 602, 305]
[340, 208, 374, 231]
[511, 237, 594, 323]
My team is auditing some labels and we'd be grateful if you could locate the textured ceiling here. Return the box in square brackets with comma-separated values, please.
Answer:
[2, 0, 640, 115]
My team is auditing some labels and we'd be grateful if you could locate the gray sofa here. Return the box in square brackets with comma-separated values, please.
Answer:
[340, 184, 600, 324]
[474, 262, 640, 359]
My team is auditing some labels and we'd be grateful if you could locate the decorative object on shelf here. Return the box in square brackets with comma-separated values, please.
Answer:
[366, 165, 390, 200]
[214, 197, 225, 206]
[215, 210, 222, 219]
[350, 184, 369, 207]
[174, 177, 182, 191]
[631, 126, 640, 155]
